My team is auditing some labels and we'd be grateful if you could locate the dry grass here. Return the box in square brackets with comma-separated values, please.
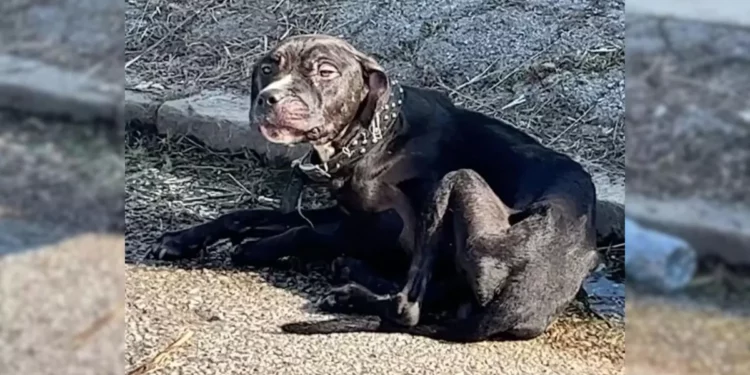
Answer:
[125, 0, 321, 97]
[70, 301, 125, 350]
[124, 126, 332, 263]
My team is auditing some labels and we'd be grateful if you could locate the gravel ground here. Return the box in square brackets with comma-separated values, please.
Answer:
[0, 234, 124, 375]
[627, 292, 750, 375]
[0, 0, 123, 84]
[126, 263, 622, 375]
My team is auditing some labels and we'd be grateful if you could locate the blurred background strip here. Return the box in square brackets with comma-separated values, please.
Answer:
[626, 0, 750, 374]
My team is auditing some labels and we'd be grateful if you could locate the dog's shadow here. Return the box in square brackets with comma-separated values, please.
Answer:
[125, 245, 404, 336]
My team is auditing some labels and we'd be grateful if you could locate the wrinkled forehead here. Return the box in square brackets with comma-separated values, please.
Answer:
[270, 36, 360, 67]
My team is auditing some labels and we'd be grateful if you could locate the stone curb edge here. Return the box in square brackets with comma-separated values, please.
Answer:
[628, 0, 750, 28]
[124, 89, 308, 167]
[628, 195, 750, 266]
[0, 54, 122, 123]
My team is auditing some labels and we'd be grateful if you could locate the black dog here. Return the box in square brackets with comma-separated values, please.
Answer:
[153, 34, 623, 342]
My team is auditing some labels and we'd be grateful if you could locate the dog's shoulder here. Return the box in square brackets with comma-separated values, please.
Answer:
[401, 85, 455, 115]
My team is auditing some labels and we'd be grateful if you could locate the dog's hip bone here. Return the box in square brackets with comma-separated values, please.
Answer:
[625, 217, 697, 292]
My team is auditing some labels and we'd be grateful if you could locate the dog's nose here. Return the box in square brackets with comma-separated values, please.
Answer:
[257, 89, 283, 107]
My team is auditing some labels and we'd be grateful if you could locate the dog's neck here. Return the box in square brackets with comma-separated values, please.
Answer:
[293, 80, 404, 182]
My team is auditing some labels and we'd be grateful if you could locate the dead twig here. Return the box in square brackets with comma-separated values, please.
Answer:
[70, 301, 125, 350]
[126, 330, 195, 375]
[546, 103, 597, 147]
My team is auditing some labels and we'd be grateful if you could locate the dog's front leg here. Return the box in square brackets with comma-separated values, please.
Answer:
[337, 182, 441, 326]
[154, 206, 343, 260]
[386, 214, 442, 327]
[231, 224, 340, 267]
[386, 178, 457, 327]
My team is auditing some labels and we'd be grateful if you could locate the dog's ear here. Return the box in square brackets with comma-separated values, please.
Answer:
[352, 51, 389, 124]
[357, 54, 388, 102]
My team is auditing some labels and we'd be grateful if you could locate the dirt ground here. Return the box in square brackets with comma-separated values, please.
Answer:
[124, 125, 624, 375]
[123, 1, 626, 374]
[0, 111, 123, 242]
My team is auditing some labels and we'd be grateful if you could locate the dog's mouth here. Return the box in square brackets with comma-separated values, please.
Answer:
[258, 121, 307, 144]
[254, 98, 316, 144]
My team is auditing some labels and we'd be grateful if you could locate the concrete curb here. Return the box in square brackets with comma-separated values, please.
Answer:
[0, 54, 122, 122]
[628, 195, 750, 266]
[125, 89, 308, 166]
[628, 0, 750, 28]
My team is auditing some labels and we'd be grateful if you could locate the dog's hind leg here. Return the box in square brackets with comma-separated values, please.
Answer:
[392, 183, 599, 342]
[383, 169, 517, 327]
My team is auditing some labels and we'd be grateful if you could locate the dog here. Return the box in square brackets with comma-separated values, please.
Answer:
[153, 34, 623, 342]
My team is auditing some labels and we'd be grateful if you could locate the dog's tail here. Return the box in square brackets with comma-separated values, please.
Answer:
[279, 317, 494, 343]
[281, 298, 539, 343]
[595, 200, 624, 246]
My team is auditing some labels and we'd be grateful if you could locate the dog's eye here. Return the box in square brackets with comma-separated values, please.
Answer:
[261, 65, 273, 75]
[318, 63, 339, 79]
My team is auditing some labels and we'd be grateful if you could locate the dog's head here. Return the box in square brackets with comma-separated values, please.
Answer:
[248, 34, 390, 145]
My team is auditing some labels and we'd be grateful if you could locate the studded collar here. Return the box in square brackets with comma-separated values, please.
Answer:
[291, 80, 404, 183]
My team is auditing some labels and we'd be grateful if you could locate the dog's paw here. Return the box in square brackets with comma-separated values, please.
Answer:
[150, 231, 202, 261]
[387, 292, 421, 327]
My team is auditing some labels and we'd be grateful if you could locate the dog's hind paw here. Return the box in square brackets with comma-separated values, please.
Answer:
[318, 283, 390, 316]
[317, 292, 353, 313]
